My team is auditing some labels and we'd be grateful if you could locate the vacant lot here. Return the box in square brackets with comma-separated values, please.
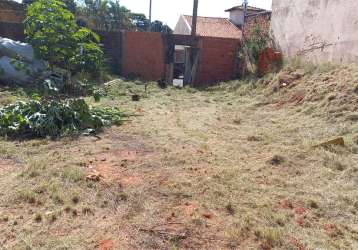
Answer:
[0, 64, 357, 249]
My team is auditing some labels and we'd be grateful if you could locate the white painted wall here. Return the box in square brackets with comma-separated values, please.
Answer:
[229, 9, 244, 27]
[271, 0, 358, 63]
[174, 15, 191, 35]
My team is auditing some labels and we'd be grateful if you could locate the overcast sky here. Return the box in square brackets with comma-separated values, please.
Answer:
[16, 0, 272, 28]
[121, 0, 273, 28]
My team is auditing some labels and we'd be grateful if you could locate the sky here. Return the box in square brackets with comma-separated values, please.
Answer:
[120, 0, 273, 28]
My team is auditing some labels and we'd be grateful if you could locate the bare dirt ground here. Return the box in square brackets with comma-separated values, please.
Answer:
[0, 64, 357, 249]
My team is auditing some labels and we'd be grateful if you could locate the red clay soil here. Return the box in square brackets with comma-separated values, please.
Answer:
[86, 149, 149, 186]
[99, 239, 114, 250]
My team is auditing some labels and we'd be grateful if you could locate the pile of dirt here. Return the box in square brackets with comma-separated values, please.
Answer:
[264, 64, 358, 122]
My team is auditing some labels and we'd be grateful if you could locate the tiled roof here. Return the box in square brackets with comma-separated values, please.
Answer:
[225, 4, 266, 12]
[183, 15, 242, 39]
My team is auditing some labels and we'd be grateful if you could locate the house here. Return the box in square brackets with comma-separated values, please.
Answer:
[225, 4, 272, 39]
[174, 4, 271, 40]
[0, 0, 25, 23]
[225, 5, 267, 28]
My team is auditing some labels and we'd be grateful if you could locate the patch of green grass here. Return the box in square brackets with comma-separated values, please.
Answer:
[61, 165, 85, 183]
[254, 227, 284, 247]
[0, 141, 17, 158]
[17, 190, 38, 204]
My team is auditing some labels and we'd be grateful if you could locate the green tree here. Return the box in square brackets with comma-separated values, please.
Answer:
[25, 0, 104, 76]
[23, 0, 77, 13]
[150, 20, 172, 34]
[130, 13, 150, 31]
[78, 0, 133, 31]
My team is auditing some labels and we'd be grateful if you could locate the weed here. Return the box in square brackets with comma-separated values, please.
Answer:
[71, 194, 80, 204]
[18, 190, 37, 204]
[64, 206, 72, 214]
[247, 135, 263, 142]
[51, 192, 64, 205]
[225, 203, 236, 215]
[309, 200, 319, 209]
[0, 67, 357, 249]
[34, 213, 42, 223]
[268, 155, 286, 165]
[82, 207, 93, 215]
[254, 227, 283, 247]
[71, 209, 78, 217]
[61, 166, 84, 183]
[0, 141, 16, 158]
[46, 212, 57, 223]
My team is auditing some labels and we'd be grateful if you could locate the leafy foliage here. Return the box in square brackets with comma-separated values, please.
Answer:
[150, 20, 172, 34]
[24, 0, 77, 13]
[129, 13, 149, 31]
[0, 99, 125, 138]
[78, 0, 133, 31]
[70, 28, 104, 74]
[25, 0, 104, 76]
[130, 13, 172, 33]
[77, 0, 172, 33]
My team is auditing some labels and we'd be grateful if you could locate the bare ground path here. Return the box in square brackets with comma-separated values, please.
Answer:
[0, 75, 357, 249]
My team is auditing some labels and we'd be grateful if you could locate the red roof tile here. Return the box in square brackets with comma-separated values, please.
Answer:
[183, 15, 242, 39]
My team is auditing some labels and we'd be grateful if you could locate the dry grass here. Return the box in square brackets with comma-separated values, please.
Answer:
[0, 64, 357, 249]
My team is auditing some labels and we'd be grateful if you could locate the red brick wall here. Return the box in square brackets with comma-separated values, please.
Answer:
[0, 10, 25, 23]
[122, 31, 166, 81]
[195, 37, 240, 86]
[0, 2, 25, 23]
[244, 13, 271, 39]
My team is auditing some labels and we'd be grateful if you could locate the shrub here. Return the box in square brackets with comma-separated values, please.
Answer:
[0, 99, 125, 138]
[246, 24, 270, 65]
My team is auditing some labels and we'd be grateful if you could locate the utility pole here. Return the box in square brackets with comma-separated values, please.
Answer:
[243, 0, 248, 25]
[191, 0, 199, 37]
[184, 0, 199, 86]
[148, 0, 152, 31]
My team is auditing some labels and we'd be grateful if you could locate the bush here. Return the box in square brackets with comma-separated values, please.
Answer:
[25, 0, 104, 76]
[246, 25, 270, 65]
[0, 99, 125, 138]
